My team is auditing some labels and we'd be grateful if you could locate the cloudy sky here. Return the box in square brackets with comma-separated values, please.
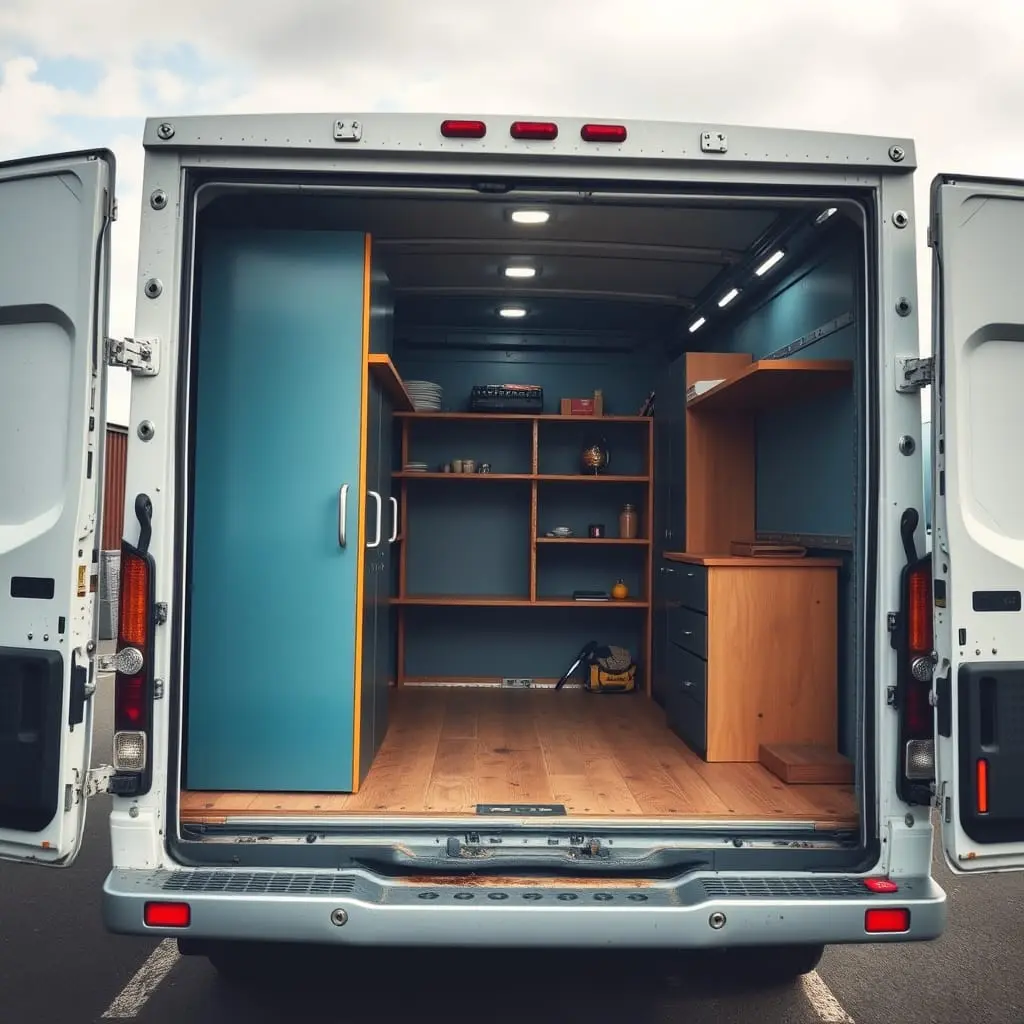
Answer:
[2, 0, 1020, 423]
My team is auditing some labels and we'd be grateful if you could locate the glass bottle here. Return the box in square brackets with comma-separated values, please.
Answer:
[619, 503, 638, 539]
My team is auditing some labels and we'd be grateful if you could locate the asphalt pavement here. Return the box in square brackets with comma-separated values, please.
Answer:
[2, 661, 1023, 1024]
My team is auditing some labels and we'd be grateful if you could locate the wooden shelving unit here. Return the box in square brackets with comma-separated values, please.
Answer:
[392, 410, 655, 692]
[686, 358, 853, 413]
[367, 354, 414, 411]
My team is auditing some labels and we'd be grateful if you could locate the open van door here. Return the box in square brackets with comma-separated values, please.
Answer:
[0, 150, 114, 866]
[930, 174, 1024, 874]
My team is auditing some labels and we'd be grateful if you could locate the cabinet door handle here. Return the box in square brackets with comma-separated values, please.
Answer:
[389, 496, 399, 543]
[338, 484, 350, 548]
[682, 679, 694, 688]
[683, 630, 693, 636]
[367, 491, 383, 549]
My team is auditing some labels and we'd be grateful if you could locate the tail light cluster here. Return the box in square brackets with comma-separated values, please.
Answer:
[892, 509, 936, 805]
[439, 119, 628, 143]
[110, 535, 157, 796]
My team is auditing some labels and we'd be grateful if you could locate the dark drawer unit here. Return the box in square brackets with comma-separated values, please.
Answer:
[661, 559, 707, 612]
[668, 604, 707, 659]
[666, 640, 708, 756]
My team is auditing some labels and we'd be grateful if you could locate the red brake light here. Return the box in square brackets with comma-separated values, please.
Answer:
[581, 124, 627, 143]
[441, 119, 486, 139]
[865, 907, 910, 933]
[144, 901, 191, 928]
[115, 676, 147, 730]
[863, 877, 899, 894]
[510, 121, 558, 140]
[907, 564, 933, 654]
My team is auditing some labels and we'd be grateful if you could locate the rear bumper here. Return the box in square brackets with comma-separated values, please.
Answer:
[103, 867, 947, 948]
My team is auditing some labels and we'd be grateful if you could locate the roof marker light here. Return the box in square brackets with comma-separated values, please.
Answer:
[504, 266, 537, 279]
[816, 207, 838, 225]
[581, 124, 627, 143]
[688, 316, 706, 333]
[441, 120, 487, 139]
[717, 288, 740, 308]
[499, 306, 528, 319]
[510, 210, 550, 225]
[755, 250, 785, 276]
[510, 121, 559, 140]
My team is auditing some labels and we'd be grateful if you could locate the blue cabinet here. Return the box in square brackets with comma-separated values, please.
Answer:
[185, 229, 393, 793]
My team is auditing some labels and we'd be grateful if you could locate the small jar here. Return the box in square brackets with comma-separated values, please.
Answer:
[619, 503, 638, 539]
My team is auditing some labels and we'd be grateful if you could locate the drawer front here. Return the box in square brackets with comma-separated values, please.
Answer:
[667, 674, 707, 757]
[667, 641, 706, 706]
[662, 561, 707, 613]
[667, 604, 707, 659]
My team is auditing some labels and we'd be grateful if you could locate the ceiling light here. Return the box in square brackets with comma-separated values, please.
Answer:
[717, 288, 739, 308]
[688, 316, 706, 333]
[499, 305, 528, 318]
[754, 250, 785, 276]
[504, 266, 537, 279]
[510, 210, 550, 225]
[816, 207, 838, 225]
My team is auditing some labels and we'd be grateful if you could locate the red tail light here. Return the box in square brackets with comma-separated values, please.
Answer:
[977, 758, 989, 814]
[144, 901, 191, 928]
[581, 123, 627, 143]
[510, 121, 558, 140]
[865, 907, 910, 934]
[441, 119, 486, 139]
[907, 564, 933, 655]
[112, 535, 157, 795]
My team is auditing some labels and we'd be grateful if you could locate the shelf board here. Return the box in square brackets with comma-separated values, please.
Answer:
[686, 358, 853, 412]
[539, 474, 649, 483]
[393, 472, 648, 482]
[536, 537, 649, 545]
[394, 412, 650, 423]
[367, 354, 414, 411]
[392, 595, 647, 608]
[394, 472, 532, 480]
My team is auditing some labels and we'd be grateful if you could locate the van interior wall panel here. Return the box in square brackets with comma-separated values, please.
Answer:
[710, 225, 862, 758]
[185, 228, 369, 793]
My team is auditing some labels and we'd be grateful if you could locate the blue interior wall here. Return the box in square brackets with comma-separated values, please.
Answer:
[706, 228, 863, 758]
[395, 332, 658, 680]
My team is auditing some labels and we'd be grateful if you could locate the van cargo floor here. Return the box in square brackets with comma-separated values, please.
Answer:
[179, 687, 857, 828]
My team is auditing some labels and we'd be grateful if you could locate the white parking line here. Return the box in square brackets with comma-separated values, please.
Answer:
[801, 970, 854, 1022]
[101, 939, 181, 1019]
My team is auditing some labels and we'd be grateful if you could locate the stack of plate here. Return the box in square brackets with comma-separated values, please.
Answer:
[405, 380, 443, 412]
[404, 462, 428, 473]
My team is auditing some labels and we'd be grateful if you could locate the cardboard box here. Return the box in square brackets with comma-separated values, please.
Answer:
[560, 392, 604, 416]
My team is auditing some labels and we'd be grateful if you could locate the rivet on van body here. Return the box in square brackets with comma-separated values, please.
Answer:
[144, 279, 163, 299]
[129, 805, 139, 818]
[156, 122, 175, 140]
[709, 911, 726, 930]
[330, 908, 349, 927]
[899, 435, 915, 456]
[889, 145, 906, 162]
[896, 297, 912, 317]
[150, 190, 168, 210]
[138, 421, 156, 442]
[892, 211, 909, 229]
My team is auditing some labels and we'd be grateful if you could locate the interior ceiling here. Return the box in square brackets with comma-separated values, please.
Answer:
[205, 192, 787, 335]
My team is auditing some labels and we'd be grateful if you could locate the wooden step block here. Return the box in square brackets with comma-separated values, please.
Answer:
[759, 743, 853, 785]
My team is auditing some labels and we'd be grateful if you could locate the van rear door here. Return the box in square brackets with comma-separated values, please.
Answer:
[930, 174, 1024, 873]
[0, 150, 114, 866]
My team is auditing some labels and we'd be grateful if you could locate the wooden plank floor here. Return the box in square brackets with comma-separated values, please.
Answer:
[180, 688, 858, 828]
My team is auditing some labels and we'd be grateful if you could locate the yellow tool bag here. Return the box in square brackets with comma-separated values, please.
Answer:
[584, 644, 637, 693]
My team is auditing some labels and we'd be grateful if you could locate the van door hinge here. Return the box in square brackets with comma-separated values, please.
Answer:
[896, 356, 934, 393]
[106, 336, 159, 376]
[77, 765, 114, 801]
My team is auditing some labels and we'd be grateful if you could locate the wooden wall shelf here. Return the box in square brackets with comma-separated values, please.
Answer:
[392, 595, 649, 608]
[393, 472, 649, 482]
[686, 358, 853, 413]
[394, 411, 651, 423]
[367, 354, 414, 411]
[536, 537, 649, 546]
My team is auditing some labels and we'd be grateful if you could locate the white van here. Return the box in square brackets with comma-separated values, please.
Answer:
[2, 113, 1020, 984]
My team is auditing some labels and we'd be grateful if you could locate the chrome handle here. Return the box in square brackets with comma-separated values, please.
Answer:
[389, 496, 399, 543]
[367, 491, 382, 549]
[683, 630, 693, 636]
[682, 679, 694, 688]
[338, 484, 350, 548]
